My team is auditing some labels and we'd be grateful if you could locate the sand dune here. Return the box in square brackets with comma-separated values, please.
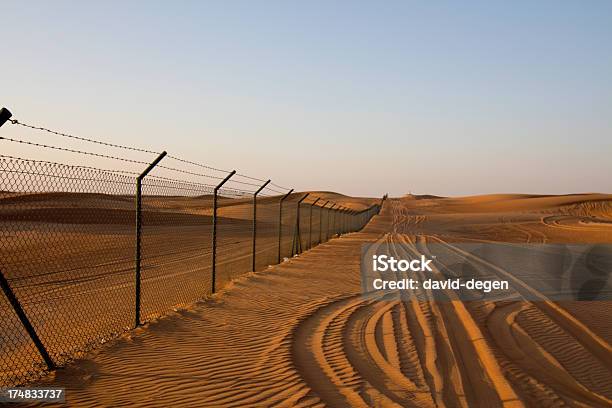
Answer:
[14, 193, 610, 407]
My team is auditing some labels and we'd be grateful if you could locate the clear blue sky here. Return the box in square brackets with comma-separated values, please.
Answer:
[2, 1, 611, 197]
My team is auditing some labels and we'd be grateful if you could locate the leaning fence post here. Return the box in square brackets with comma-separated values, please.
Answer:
[277, 189, 294, 263]
[309, 198, 320, 250]
[0, 269, 55, 370]
[252, 179, 271, 272]
[134, 151, 167, 328]
[211, 170, 236, 294]
[319, 201, 329, 245]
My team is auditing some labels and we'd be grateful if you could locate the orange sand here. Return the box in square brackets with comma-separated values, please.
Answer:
[25, 194, 612, 407]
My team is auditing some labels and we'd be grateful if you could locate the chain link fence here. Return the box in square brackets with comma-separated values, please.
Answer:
[0, 109, 382, 387]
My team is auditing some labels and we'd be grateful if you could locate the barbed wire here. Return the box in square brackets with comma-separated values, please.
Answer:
[0, 137, 268, 189]
[270, 181, 290, 191]
[156, 164, 263, 187]
[264, 186, 285, 194]
[0, 136, 153, 166]
[8, 119, 160, 155]
[166, 155, 266, 183]
[6, 118, 291, 190]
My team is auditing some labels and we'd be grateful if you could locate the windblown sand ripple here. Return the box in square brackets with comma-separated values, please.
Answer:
[29, 194, 612, 407]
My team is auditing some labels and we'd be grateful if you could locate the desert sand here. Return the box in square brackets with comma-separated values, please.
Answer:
[7, 193, 612, 407]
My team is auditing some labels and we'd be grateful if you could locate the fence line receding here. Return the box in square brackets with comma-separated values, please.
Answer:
[0, 107, 383, 386]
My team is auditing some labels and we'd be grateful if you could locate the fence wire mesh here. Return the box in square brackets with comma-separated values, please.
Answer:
[254, 196, 281, 271]
[0, 157, 136, 385]
[216, 192, 253, 288]
[140, 177, 215, 321]
[0, 118, 381, 387]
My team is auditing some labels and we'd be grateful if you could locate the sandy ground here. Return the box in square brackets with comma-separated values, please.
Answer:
[0, 191, 376, 385]
[12, 193, 612, 406]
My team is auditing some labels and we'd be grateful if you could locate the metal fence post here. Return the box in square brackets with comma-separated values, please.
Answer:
[0, 269, 55, 370]
[211, 170, 236, 294]
[309, 198, 320, 250]
[252, 179, 270, 272]
[292, 193, 309, 255]
[319, 201, 329, 245]
[0, 107, 12, 128]
[277, 189, 294, 263]
[135, 151, 167, 328]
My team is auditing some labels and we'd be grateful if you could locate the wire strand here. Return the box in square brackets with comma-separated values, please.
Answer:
[167, 155, 270, 184]
[9, 119, 160, 155]
[270, 181, 290, 191]
[0, 136, 153, 165]
[6, 119, 290, 190]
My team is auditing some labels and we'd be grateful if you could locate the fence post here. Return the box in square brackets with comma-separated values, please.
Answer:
[252, 179, 270, 272]
[211, 170, 236, 294]
[0, 107, 12, 128]
[277, 189, 294, 263]
[0, 269, 55, 370]
[328, 203, 336, 241]
[292, 193, 309, 256]
[309, 197, 320, 250]
[135, 151, 167, 328]
[319, 201, 329, 245]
